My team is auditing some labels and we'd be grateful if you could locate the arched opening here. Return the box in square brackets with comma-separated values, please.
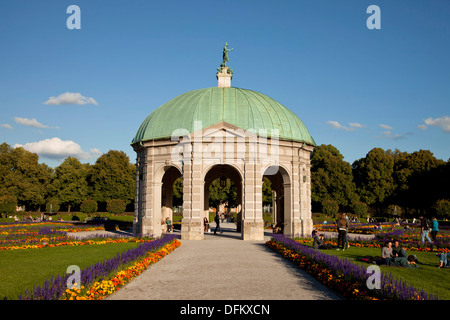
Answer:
[161, 166, 182, 233]
[263, 165, 291, 235]
[203, 164, 243, 236]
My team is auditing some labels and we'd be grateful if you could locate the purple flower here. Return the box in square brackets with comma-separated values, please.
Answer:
[269, 234, 438, 300]
[16, 234, 177, 300]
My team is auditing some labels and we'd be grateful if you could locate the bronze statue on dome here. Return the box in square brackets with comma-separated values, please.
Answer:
[218, 42, 233, 74]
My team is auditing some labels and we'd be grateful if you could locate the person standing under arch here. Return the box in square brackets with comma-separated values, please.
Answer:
[214, 212, 222, 235]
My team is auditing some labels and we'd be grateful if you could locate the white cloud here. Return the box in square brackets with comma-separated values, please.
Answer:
[44, 92, 98, 106]
[417, 124, 427, 130]
[379, 124, 393, 130]
[14, 117, 49, 129]
[1, 124, 13, 129]
[381, 131, 405, 140]
[327, 121, 365, 132]
[14, 137, 102, 160]
[421, 116, 450, 133]
[349, 122, 366, 129]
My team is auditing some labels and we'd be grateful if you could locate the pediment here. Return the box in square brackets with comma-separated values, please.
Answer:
[191, 121, 258, 140]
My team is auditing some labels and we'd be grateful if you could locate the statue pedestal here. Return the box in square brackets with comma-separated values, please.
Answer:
[217, 67, 232, 87]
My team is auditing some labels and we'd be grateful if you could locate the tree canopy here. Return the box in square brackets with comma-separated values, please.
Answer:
[87, 150, 135, 207]
[1, 141, 448, 218]
[311, 144, 358, 211]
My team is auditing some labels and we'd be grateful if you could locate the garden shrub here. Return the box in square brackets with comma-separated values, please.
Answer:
[80, 199, 98, 215]
[106, 199, 126, 215]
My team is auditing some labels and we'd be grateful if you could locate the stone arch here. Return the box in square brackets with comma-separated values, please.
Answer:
[203, 164, 243, 235]
[152, 165, 182, 235]
[161, 166, 182, 231]
[263, 165, 292, 236]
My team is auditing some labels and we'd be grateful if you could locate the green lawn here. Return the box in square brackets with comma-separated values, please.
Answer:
[322, 245, 450, 300]
[0, 242, 139, 299]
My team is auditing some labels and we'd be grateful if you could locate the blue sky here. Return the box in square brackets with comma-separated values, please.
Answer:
[1, 0, 449, 167]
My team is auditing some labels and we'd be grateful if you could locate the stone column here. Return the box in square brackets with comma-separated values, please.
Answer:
[272, 190, 277, 226]
[241, 160, 264, 241]
[141, 152, 157, 237]
[133, 151, 144, 236]
[299, 147, 314, 237]
[282, 182, 294, 236]
[181, 158, 204, 240]
[290, 157, 302, 237]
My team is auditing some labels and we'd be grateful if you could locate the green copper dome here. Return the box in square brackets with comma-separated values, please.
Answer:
[132, 87, 315, 145]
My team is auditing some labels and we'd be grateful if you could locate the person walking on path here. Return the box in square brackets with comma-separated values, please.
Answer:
[431, 217, 439, 242]
[419, 215, 433, 246]
[214, 212, 222, 235]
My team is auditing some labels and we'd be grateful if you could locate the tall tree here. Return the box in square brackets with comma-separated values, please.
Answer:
[208, 178, 237, 210]
[394, 150, 445, 214]
[88, 150, 135, 206]
[311, 144, 358, 211]
[0, 144, 51, 210]
[352, 148, 395, 213]
[51, 156, 89, 212]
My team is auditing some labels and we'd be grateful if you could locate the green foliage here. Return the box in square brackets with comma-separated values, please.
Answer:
[390, 149, 446, 213]
[88, 150, 135, 206]
[173, 177, 183, 207]
[0, 143, 52, 210]
[352, 201, 367, 218]
[45, 199, 60, 213]
[352, 148, 395, 212]
[51, 157, 88, 212]
[0, 195, 17, 216]
[386, 204, 403, 217]
[321, 199, 339, 218]
[434, 199, 450, 219]
[208, 178, 237, 209]
[106, 199, 126, 215]
[262, 177, 273, 205]
[80, 199, 98, 214]
[311, 144, 358, 211]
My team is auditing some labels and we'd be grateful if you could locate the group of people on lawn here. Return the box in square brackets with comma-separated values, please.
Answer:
[311, 214, 449, 269]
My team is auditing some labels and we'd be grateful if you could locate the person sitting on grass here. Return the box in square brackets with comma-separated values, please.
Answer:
[381, 241, 394, 265]
[436, 252, 450, 268]
[313, 233, 325, 249]
[387, 255, 419, 268]
[392, 240, 407, 258]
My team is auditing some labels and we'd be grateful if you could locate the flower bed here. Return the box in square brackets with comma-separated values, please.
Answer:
[374, 229, 450, 252]
[64, 238, 181, 300]
[266, 234, 438, 300]
[18, 234, 179, 300]
[315, 222, 396, 234]
[0, 222, 137, 250]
